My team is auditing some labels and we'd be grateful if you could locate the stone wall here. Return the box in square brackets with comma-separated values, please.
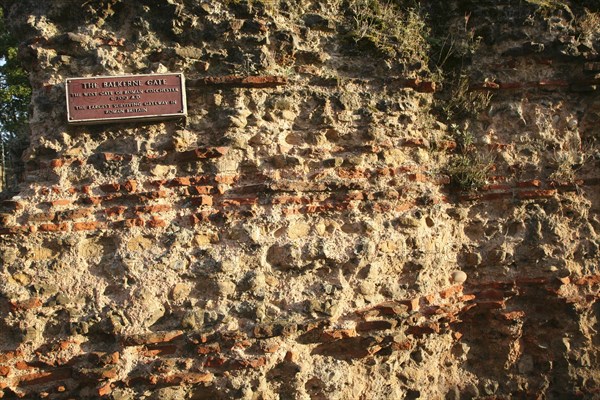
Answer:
[0, 0, 599, 398]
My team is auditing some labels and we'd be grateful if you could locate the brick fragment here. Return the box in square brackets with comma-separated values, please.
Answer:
[229, 357, 266, 370]
[197, 343, 221, 355]
[170, 177, 192, 186]
[517, 179, 541, 188]
[123, 180, 137, 192]
[0, 350, 22, 363]
[191, 195, 213, 207]
[104, 206, 127, 218]
[50, 159, 66, 168]
[0, 365, 10, 376]
[320, 329, 357, 342]
[134, 205, 171, 215]
[17, 368, 72, 387]
[146, 217, 167, 228]
[98, 382, 112, 397]
[51, 199, 72, 207]
[10, 297, 43, 311]
[38, 223, 69, 232]
[516, 189, 556, 199]
[73, 221, 102, 231]
[189, 75, 286, 88]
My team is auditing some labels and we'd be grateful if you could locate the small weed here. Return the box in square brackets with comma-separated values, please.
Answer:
[578, 9, 600, 41]
[549, 145, 592, 182]
[525, 0, 573, 17]
[446, 153, 494, 191]
[348, 0, 429, 65]
[439, 74, 493, 122]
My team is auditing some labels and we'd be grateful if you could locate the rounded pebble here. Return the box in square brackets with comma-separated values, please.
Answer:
[451, 270, 467, 284]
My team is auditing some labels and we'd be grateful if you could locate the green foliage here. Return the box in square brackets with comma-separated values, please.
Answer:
[446, 153, 493, 191]
[439, 75, 493, 122]
[0, 6, 31, 192]
[444, 125, 493, 192]
[348, 0, 429, 64]
[0, 8, 30, 138]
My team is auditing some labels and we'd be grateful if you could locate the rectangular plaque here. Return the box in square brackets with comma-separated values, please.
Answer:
[66, 73, 187, 124]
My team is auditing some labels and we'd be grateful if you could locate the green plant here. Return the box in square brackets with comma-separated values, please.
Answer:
[348, 0, 429, 64]
[446, 153, 493, 191]
[439, 74, 493, 122]
[0, 7, 31, 193]
[578, 8, 600, 41]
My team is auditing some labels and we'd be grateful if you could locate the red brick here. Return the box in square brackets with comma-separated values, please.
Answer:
[197, 343, 221, 355]
[123, 219, 144, 228]
[0, 350, 22, 363]
[123, 180, 137, 192]
[147, 217, 166, 228]
[398, 298, 420, 312]
[105, 206, 127, 218]
[51, 199, 72, 207]
[272, 196, 309, 205]
[320, 329, 357, 342]
[408, 173, 428, 182]
[0, 365, 10, 376]
[73, 221, 103, 231]
[229, 357, 266, 370]
[170, 177, 192, 186]
[191, 75, 286, 88]
[10, 297, 43, 312]
[18, 368, 72, 386]
[191, 195, 213, 207]
[15, 361, 33, 370]
[481, 192, 512, 201]
[134, 205, 171, 215]
[215, 174, 237, 184]
[576, 274, 600, 286]
[391, 340, 413, 351]
[416, 81, 436, 93]
[337, 168, 368, 179]
[203, 357, 227, 368]
[404, 138, 426, 147]
[517, 179, 541, 188]
[50, 159, 66, 168]
[134, 191, 168, 202]
[98, 382, 112, 397]
[439, 285, 462, 299]
[517, 189, 556, 200]
[38, 223, 69, 232]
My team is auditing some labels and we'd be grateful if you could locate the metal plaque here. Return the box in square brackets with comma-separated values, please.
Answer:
[66, 73, 187, 124]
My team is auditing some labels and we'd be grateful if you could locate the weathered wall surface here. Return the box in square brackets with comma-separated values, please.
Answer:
[0, 0, 599, 398]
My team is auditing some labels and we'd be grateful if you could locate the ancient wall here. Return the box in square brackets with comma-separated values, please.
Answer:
[0, 0, 599, 398]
